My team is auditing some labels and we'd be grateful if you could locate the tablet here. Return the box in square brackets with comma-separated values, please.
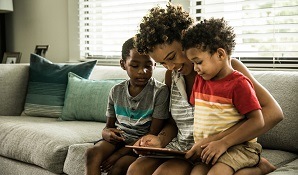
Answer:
[125, 145, 186, 159]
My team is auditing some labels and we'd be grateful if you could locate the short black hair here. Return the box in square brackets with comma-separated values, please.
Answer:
[121, 37, 135, 60]
[182, 18, 236, 56]
[135, 3, 193, 54]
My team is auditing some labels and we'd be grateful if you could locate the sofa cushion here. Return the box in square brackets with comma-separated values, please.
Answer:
[252, 71, 298, 153]
[0, 156, 58, 175]
[61, 72, 125, 122]
[261, 149, 298, 168]
[268, 159, 298, 175]
[0, 116, 105, 174]
[24, 54, 97, 118]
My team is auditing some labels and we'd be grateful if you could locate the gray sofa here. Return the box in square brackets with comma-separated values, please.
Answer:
[0, 64, 297, 175]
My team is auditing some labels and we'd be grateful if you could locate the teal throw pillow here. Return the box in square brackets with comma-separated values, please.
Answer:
[61, 72, 125, 122]
[24, 53, 97, 118]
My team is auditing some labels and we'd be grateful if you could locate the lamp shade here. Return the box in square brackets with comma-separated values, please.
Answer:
[0, 0, 13, 13]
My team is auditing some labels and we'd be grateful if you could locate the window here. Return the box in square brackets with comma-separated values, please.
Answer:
[79, 0, 168, 64]
[189, 0, 298, 70]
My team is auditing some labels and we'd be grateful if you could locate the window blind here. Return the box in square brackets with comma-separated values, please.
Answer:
[189, 0, 298, 70]
[79, 0, 168, 62]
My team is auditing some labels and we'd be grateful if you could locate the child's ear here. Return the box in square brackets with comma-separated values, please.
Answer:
[216, 48, 227, 60]
[120, 59, 126, 70]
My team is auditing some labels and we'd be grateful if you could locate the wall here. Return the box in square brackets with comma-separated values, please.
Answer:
[0, 14, 6, 63]
[5, 0, 79, 63]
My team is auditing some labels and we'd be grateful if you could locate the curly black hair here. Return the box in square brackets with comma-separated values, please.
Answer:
[135, 3, 194, 54]
[182, 18, 236, 56]
[122, 37, 135, 60]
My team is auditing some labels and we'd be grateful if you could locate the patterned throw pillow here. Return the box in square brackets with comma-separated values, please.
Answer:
[24, 54, 97, 118]
[61, 72, 125, 122]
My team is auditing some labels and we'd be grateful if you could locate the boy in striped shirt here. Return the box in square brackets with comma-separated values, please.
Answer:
[85, 37, 169, 175]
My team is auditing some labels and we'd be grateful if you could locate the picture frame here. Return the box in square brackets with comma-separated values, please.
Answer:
[2, 52, 22, 64]
[35, 45, 49, 57]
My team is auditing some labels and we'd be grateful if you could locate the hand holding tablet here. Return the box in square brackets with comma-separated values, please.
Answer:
[125, 145, 186, 159]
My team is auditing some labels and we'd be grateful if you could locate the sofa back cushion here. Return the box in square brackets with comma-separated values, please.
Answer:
[0, 64, 29, 116]
[61, 72, 125, 122]
[24, 54, 97, 118]
[89, 65, 167, 83]
[252, 71, 298, 153]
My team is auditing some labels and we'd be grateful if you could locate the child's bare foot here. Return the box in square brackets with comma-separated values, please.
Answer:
[257, 157, 276, 174]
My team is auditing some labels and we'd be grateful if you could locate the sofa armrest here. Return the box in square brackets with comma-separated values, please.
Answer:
[63, 143, 94, 175]
[0, 64, 29, 116]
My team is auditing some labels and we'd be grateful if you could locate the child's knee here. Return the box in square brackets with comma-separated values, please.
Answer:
[110, 161, 133, 175]
[191, 163, 209, 175]
[85, 147, 98, 163]
[126, 162, 139, 175]
[207, 163, 234, 175]
[109, 166, 125, 175]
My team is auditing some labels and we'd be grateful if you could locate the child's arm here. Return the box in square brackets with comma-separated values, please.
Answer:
[148, 71, 175, 144]
[135, 116, 178, 148]
[102, 117, 125, 144]
[103, 86, 125, 144]
[200, 109, 264, 165]
[185, 119, 245, 161]
[136, 118, 167, 147]
[218, 110, 264, 146]
[102, 118, 167, 171]
[148, 118, 165, 135]
[136, 70, 177, 148]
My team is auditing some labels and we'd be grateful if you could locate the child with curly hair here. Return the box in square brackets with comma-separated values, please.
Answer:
[85, 37, 169, 175]
[183, 17, 264, 175]
[128, 3, 280, 175]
